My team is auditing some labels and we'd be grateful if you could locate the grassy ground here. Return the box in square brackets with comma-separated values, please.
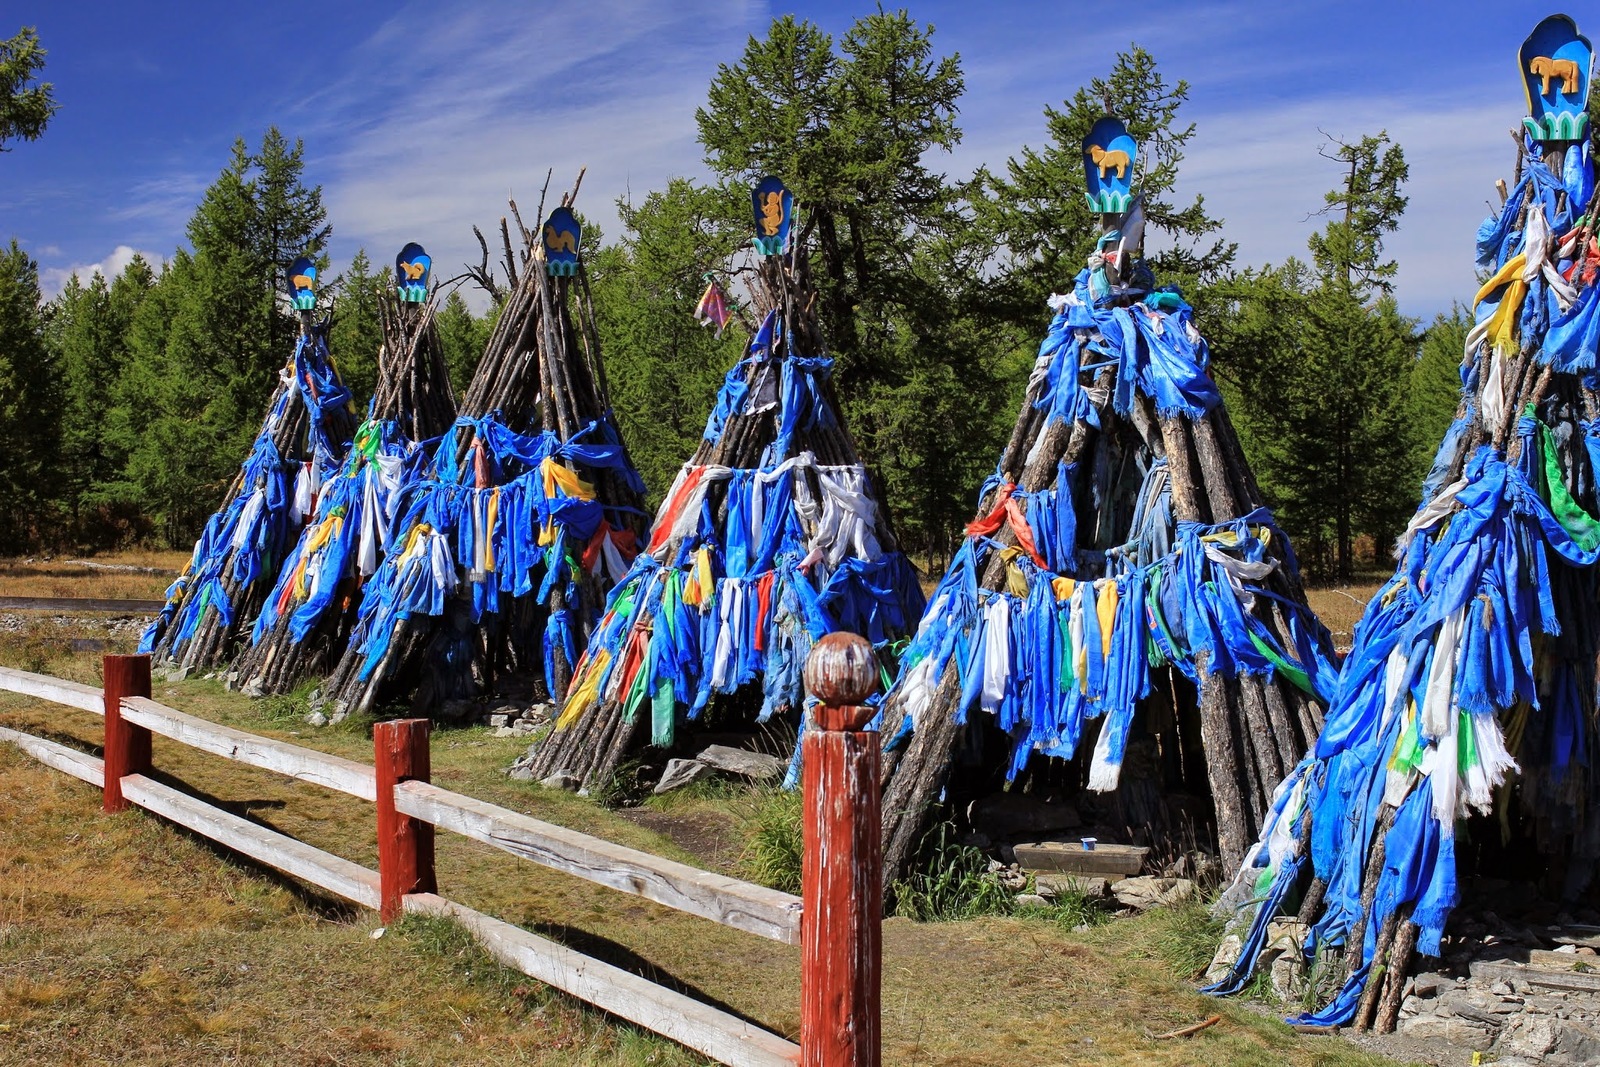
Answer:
[1304, 573, 1387, 652]
[0, 552, 1406, 1066]
[0, 552, 186, 601]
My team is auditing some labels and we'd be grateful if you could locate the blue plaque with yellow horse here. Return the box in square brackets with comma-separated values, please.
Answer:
[1083, 117, 1137, 215]
[751, 176, 792, 256]
[1521, 14, 1592, 142]
[288, 256, 318, 312]
[395, 243, 431, 304]
[542, 208, 581, 277]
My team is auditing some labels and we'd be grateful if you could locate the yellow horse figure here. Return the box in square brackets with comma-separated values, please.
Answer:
[1530, 54, 1582, 95]
[544, 225, 577, 254]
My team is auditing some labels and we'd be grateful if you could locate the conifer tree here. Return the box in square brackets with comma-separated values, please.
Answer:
[1211, 132, 1418, 577]
[589, 179, 747, 501]
[435, 289, 488, 398]
[109, 129, 329, 544]
[329, 249, 384, 407]
[976, 46, 1234, 321]
[51, 256, 154, 543]
[688, 11, 1009, 554]
[0, 26, 55, 151]
[0, 241, 59, 548]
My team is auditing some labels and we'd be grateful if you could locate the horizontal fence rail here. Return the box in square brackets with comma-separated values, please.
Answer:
[0, 655, 886, 1067]
[120, 695, 378, 800]
[394, 780, 802, 944]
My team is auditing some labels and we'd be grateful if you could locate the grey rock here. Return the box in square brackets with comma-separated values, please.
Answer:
[1399, 994, 1424, 1018]
[240, 680, 263, 698]
[653, 759, 712, 795]
[440, 699, 474, 721]
[1555, 1018, 1600, 1063]
[1498, 1015, 1559, 1059]
[1034, 874, 1109, 900]
[506, 765, 536, 781]
[1399, 1014, 1494, 1049]
[966, 793, 1080, 839]
[697, 744, 785, 781]
[524, 702, 554, 724]
[1439, 987, 1517, 1024]
[512, 719, 538, 735]
[1014, 893, 1050, 909]
[1110, 875, 1195, 911]
[304, 710, 329, 728]
[488, 713, 513, 728]
[539, 773, 580, 792]
[1204, 934, 1244, 985]
[494, 726, 518, 738]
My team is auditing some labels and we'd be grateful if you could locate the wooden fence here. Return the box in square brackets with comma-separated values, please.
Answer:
[0, 635, 884, 1067]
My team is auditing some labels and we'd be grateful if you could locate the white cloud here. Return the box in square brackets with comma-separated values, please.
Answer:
[39, 245, 163, 296]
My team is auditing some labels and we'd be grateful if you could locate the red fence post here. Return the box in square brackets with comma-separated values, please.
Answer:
[102, 654, 152, 813]
[374, 718, 436, 922]
[801, 632, 882, 1067]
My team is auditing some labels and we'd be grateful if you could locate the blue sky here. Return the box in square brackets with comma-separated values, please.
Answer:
[0, 2, 1577, 318]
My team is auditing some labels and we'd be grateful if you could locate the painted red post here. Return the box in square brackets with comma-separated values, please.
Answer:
[800, 632, 882, 1067]
[102, 654, 152, 813]
[374, 718, 436, 922]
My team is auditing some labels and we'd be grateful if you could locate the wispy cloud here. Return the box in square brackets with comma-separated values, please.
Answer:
[109, 172, 213, 240]
[1177, 91, 1515, 315]
[296, 0, 760, 306]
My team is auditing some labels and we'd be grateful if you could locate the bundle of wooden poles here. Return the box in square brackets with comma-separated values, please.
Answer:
[319, 180, 647, 719]
[521, 239, 913, 792]
[875, 238, 1330, 889]
[146, 320, 356, 673]
[232, 290, 459, 696]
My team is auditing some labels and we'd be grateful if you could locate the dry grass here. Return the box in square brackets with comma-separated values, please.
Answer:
[1304, 574, 1386, 652]
[0, 744, 708, 1065]
[0, 565, 1415, 1066]
[0, 549, 188, 601]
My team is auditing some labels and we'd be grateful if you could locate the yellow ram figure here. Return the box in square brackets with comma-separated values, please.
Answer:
[291, 273, 316, 291]
[1085, 144, 1131, 180]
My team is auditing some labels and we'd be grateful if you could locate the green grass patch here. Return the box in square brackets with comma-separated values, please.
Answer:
[891, 822, 1014, 922]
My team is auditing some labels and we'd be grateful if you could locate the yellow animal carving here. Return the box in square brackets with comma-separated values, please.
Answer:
[759, 191, 784, 236]
[1086, 144, 1132, 180]
[1530, 55, 1582, 95]
[544, 225, 576, 254]
[400, 260, 426, 280]
[291, 273, 316, 292]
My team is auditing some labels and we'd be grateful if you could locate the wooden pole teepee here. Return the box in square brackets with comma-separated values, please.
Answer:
[520, 176, 926, 793]
[142, 259, 357, 674]
[1207, 15, 1600, 1033]
[234, 245, 459, 696]
[875, 117, 1336, 892]
[320, 177, 649, 721]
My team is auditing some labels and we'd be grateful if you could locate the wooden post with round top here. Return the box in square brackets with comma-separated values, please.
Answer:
[102, 654, 152, 813]
[800, 632, 882, 1067]
[374, 718, 436, 922]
